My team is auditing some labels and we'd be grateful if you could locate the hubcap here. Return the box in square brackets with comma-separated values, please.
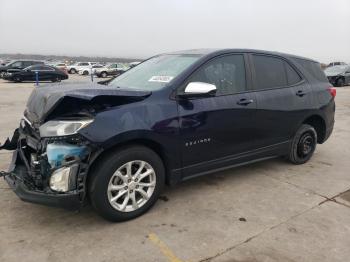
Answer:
[297, 133, 314, 158]
[107, 160, 156, 212]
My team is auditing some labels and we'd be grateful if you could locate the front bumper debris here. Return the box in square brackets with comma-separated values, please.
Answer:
[1, 122, 92, 210]
[5, 165, 81, 210]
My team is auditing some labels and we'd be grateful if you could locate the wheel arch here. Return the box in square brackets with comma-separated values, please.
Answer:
[87, 138, 175, 186]
[302, 114, 326, 143]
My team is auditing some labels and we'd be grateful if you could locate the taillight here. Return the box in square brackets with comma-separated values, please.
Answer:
[328, 87, 336, 98]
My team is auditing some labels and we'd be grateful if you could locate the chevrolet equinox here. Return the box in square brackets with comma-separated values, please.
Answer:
[0, 49, 336, 221]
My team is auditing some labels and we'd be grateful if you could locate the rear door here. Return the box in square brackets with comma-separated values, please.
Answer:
[177, 53, 257, 176]
[248, 54, 310, 148]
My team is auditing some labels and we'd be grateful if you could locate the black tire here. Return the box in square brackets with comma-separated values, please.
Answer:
[51, 77, 61, 82]
[89, 145, 165, 222]
[13, 76, 22, 82]
[336, 78, 344, 87]
[288, 124, 317, 164]
[83, 70, 89, 75]
[69, 68, 77, 74]
[101, 71, 107, 78]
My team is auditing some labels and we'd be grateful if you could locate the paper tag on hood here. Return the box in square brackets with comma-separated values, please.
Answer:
[148, 76, 174, 83]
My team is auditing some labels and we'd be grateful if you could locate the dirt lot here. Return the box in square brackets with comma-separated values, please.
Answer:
[0, 76, 350, 262]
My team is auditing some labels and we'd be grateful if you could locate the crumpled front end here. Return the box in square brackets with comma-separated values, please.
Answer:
[1, 119, 93, 210]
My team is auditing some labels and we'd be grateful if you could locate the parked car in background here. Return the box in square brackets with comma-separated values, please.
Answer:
[67, 62, 96, 74]
[0, 60, 44, 78]
[3, 65, 68, 82]
[325, 65, 350, 87]
[327, 62, 347, 67]
[95, 63, 130, 78]
[129, 61, 141, 68]
[0, 59, 12, 66]
[78, 64, 104, 75]
[52, 62, 68, 74]
[0, 49, 335, 222]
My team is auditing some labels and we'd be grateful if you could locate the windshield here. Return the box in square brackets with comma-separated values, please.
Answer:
[108, 54, 201, 90]
[325, 66, 346, 74]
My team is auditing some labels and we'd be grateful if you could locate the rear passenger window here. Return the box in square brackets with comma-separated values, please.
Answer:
[293, 59, 328, 82]
[188, 54, 246, 95]
[252, 55, 287, 89]
[285, 62, 302, 85]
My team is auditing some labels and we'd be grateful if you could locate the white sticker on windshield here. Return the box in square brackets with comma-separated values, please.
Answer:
[148, 76, 174, 83]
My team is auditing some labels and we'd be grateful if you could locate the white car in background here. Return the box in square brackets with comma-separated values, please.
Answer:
[78, 64, 104, 75]
[67, 62, 97, 74]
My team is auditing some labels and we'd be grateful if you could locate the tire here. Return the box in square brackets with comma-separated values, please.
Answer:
[83, 70, 89, 75]
[336, 78, 344, 87]
[69, 68, 77, 74]
[89, 145, 165, 222]
[51, 77, 61, 82]
[288, 124, 317, 164]
[13, 76, 22, 82]
[101, 71, 107, 78]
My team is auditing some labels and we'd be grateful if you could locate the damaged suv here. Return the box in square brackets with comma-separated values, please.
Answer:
[0, 49, 335, 221]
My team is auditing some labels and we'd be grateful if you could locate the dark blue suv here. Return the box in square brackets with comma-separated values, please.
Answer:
[0, 49, 335, 221]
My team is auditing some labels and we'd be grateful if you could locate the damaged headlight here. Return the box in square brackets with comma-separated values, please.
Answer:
[50, 164, 79, 192]
[39, 119, 93, 137]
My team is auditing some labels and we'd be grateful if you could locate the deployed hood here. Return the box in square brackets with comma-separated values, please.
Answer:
[24, 83, 151, 125]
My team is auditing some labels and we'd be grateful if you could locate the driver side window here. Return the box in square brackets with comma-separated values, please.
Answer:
[187, 54, 247, 96]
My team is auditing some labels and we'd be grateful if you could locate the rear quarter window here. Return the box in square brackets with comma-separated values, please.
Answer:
[293, 58, 328, 82]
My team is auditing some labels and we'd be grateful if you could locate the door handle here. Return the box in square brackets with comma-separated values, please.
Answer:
[296, 90, 306, 97]
[237, 98, 254, 106]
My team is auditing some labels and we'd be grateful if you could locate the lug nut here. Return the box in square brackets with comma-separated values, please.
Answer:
[135, 179, 138, 182]
[128, 179, 131, 182]
[130, 190, 133, 193]
[124, 186, 128, 190]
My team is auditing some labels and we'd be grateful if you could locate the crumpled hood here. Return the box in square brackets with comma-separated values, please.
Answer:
[24, 82, 151, 125]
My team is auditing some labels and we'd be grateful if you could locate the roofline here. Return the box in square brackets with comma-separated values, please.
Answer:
[162, 48, 319, 63]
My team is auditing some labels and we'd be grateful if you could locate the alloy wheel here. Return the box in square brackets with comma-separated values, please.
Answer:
[107, 160, 156, 212]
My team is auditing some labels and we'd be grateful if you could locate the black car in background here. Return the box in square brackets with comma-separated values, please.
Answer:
[324, 65, 350, 87]
[0, 60, 44, 78]
[3, 65, 68, 82]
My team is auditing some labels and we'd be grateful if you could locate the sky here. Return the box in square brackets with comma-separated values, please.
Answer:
[0, 0, 349, 63]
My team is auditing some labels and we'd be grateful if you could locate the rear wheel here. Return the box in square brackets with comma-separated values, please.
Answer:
[101, 71, 107, 78]
[51, 76, 61, 82]
[288, 124, 317, 164]
[89, 145, 165, 222]
[83, 70, 89, 75]
[69, 68, 77, 74]
[336, 78, 344, 87]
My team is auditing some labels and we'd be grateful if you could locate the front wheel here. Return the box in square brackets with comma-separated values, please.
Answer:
[287, 124, 317, 164]
[13, 76, 22, 82]
[89, 146, 165, 222]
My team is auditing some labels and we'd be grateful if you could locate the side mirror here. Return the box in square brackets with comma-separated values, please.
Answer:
[178, 82, 217, 98]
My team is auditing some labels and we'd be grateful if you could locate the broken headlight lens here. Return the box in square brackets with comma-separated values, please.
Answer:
[39, 119, 93, 137]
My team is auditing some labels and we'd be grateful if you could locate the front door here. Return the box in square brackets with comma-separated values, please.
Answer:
[177, 54, 257, 177]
